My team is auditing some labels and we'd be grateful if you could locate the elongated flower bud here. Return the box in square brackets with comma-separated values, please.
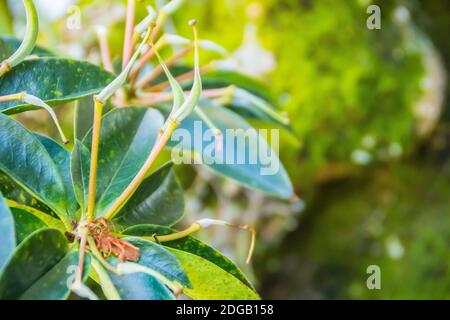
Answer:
[161, 0, 185, 16]
[171, 20, 202, 123]
[96, 25, 154, 103]
[151, 20, 202, 124]
[0, 92, 68, 144]
[135, 6, 157, 35]
[195, 219, 256, 263]
[199, 40, 228, 57]
[162, 34, 190, 46]
[0, 0, 39, 75]
[22, 94, 69, 144]
[150, 39, 185, 111]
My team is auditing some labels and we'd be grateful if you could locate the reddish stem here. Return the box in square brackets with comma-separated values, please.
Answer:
[135, 46, 193, 88]
[122, 0, 136, 70]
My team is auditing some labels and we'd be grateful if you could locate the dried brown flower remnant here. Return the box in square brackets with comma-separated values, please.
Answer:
[88, 218, 140, 262]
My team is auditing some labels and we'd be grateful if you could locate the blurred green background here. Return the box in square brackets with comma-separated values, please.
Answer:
[2, 0, 449, 299]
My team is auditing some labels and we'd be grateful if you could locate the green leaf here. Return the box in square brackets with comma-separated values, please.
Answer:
[105, 258, 175, 300]
[114, 163, 184, 228]
[7, 201, 65, 232]
[0, 228, 90, 300]
[0, 114, 68, 219]
[11, 208, 46, 244]
[0, 192, 15, 270]
[169, 248, 260, 300]
[0, 172, 57, 218]
[164, 103, 294, 199]
[36, 134, 79, 217]
[20, 251, 89, 300]
[0, 35, 54, 58]
[123, 225, 254, 289]
[222, 89, 290, 129]
[0, 175, 66, 232]
[82, 108, 164, 217]
[124, 238, 191, 288]
[0, 57, 114, 114]
[71, 140, 91, 214]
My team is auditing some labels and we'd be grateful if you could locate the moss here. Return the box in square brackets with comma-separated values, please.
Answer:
[260, 162, 450, 299]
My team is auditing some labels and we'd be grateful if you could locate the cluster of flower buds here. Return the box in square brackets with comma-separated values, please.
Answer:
[151, 19, 202, 127]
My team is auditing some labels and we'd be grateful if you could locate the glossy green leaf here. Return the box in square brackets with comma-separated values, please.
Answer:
[7, 201, 65, 232]
[105, 258, 175, 300]
[71, 140, 91, 214]
[36, 134, 78, 217]
[0, 174, 65, 232]
[0, 172, 57, 218]
[222, 89, 290, 129]
[124, 238, 191, 288]
[163, 103, 294, 199]
[0, 114, 68, 218]
[170, 248, 260, 300]
[11, 208, 46, 244]
[114, 163, 184, 228]
[20, 251, 90, 300]
[0, 35, 54, 58]
[82, 108, 164, 216]
[0, 57, 114, 114]
[123, 225, 254, 289]
[0, 192, 15, 270]
[0, 228, 90, 300]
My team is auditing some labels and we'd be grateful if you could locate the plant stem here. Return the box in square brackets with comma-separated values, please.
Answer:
[0, 92, 26, 102]
[135, 45, 193, 88]
[75, 98, 104, 292]
[131, 86, 230, 107]
[2, 0, 39, 71]
[87, 236, 119, 274]
[86, 98, 104, 222]
[111, 222, 203, 243]
[150, 11, 165, 42]
[96, 27, 114, 73]
[76, 225, 89, 284]
[122, 0, 136, 70]
[117, 219, 256, 263]
[0, 62, 10, 77]
[104, 118, 179, 219]
[0, 92, 69, 143]
[90, 258, 121, 300]
[145, 223, 202, 242]
[129, 38, 165, 83]
[150, 62, 214, 92]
